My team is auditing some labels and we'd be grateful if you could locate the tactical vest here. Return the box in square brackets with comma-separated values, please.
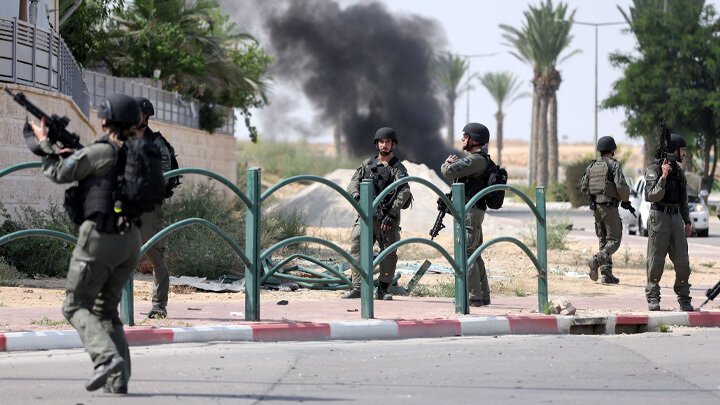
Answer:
[80, 138, 120, 233]
[587, 158, 619, 200]
[457, 152, 490, 209]
[364, 156, 398, 198]
[662, 163, 684, 205]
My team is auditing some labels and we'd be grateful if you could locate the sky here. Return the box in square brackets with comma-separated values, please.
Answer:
[232, 0, 720, 147]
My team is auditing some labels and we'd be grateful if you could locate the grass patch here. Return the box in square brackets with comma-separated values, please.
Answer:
[656, 323, 670, 333]
[520, 212, 572, 250]
[409, 282, 455, 297]
[700, 261, 716, 268]
[0, 257, 25, 281]
[238, 140, 362, 179]
[543, 302, 554, 315]
[30, 317, 69, 327]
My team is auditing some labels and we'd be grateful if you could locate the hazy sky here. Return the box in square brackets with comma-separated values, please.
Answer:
[233, 0, 720, 146]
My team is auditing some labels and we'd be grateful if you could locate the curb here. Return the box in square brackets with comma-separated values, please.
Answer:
[2, 312, 719, 352]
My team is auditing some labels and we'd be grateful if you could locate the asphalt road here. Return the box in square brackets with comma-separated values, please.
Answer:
[1, 329, 719, 404]
[487, 206, 720, 259]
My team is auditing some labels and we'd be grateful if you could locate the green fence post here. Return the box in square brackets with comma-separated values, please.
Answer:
[245, 168, 262, 321]
[536, 186, 548, 312]
[452, 183, 469, 314]
[360, 180, 374, 319]
[119, 274, 134, 326]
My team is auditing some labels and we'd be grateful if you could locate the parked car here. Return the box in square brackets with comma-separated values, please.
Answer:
[623, 176, 709, 237]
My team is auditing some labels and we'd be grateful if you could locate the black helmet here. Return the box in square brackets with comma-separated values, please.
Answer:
[596, 136, 617, 153]
[670, 133, 686, 150]
[374, 127, 398, 144]
[462, 122, 490, 145]
[135, 96, 154, 116]
[98, 94, 141, 128]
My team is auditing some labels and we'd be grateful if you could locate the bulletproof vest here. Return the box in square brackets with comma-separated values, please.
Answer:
[662, 164, 684, 205]
[587, 158, 619, 200]
[364, 156, 398, 198]
[79, 138, 120, 232]
[146, 128, 173, 172]
[457, 152, 490, 209]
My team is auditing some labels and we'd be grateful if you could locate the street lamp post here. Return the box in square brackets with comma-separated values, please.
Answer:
[460, 53, 498, 124]
[572, 21, 625, 157]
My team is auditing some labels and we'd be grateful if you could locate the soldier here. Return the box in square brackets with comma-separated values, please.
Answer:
[441, 123, 493, 307]
[29, 94, 144, 393]
[342, 127, 411, 300]
[135, 97, 180, 319]
[644, 134, 694, 312]
[580, 136, 631, 284]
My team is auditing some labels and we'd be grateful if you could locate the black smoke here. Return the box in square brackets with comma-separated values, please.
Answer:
[265, 0, 453, 169]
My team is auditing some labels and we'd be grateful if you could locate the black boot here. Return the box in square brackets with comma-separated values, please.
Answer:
[601, 273, 620, 284]
[85, 355, 125, 392]
[679, 301, 694, 312]
[376, 283, 393, 300]
[587, 256, 599, 281]
[341, 289, 361, 299]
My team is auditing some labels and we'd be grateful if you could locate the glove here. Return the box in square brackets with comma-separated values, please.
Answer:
[381, 213, 395, 228]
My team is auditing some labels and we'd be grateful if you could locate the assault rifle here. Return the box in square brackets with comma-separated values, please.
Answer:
[375, 231, 388, 251]
[698, 279, 720, 309]
[429, 192, 452, 240]
[621, 201, 637, 218]
[658, 118, 676, 163]
[5, 88, 83, 156]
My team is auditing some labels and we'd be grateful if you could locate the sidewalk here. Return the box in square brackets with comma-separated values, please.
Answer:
[2, 285, 720, 352]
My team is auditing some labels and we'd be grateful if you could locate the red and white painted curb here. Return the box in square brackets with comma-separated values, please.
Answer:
[2, 312, 720, 352]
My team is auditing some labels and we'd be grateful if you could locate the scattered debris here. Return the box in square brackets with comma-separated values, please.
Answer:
[549, 297, 577, 315]
[347, 309, 358, 312]
[170, 276, 244, 293]
[230, 312, 244, 317]
[279, 282, 300, 292]
[276, 300, 289, 305]
[187, 307, 201, 311]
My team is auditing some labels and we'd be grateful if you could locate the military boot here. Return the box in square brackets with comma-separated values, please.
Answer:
[469, 298, 491, 307]
[147, 307, 167, 319]
[376, 283, 393, 300]
[679, 301, 694, 312]
[587, 256, 599, 281]
[648, 301, 661, 311]
[85, 355, 125, 392]
[341, 289, 361, 299]
[601, 273, 620, 284]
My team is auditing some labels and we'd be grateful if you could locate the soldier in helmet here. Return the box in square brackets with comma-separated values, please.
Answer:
[580, 136, 631, 284]
[644, 134, 694, 311]
[441, 122, 493, 307]
[342, 127, 412, 300]
[135, 97, 180, 319]
[29, 94, 145, 393]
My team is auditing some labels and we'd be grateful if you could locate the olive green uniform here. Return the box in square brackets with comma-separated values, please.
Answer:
[441, 150, 491, 302]
[347, 157, 411, 290]
[40, 139, 139, 390]
[644, 160, 692, 305]
[580, 157, 630, 277]
[140, 127, 173, 313]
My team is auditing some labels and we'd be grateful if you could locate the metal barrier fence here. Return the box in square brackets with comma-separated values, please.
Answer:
[0, 17, 89, 116]
[0, 163, 548, 324]
[84, 71, 236, 136]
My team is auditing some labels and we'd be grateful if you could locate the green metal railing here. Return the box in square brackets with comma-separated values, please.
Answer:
[1, 162, 548, 324]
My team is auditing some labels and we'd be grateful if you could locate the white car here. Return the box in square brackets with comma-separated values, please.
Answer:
[624, 177, 709, 237]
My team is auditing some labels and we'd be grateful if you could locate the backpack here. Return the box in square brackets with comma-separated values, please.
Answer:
[114, 137, 166, 218]
[461, 158, 508, 210]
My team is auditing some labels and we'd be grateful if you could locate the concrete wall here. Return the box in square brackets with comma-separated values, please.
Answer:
[0, 84, 237, 218]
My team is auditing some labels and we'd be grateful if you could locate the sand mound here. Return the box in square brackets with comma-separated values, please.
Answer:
[268, 161, 451, 233]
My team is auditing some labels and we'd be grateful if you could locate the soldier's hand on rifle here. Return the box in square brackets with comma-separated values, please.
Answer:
[381, 213, 395, 230]
[661, 159, 672, 178]
[30, 118, 48, 142]
[685, 223, 692, 237]
[445, 154, 459, 164]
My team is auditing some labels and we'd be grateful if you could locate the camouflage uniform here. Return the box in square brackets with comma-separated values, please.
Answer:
[441, 150, 491, 304]
[40, 138, 139, 391]
[140, 127, 174, 316]
[644, 160, 692, 307]
[346, 157, 411, 292]
[580, 157, 630, 282]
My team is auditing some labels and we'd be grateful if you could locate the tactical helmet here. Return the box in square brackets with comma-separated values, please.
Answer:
[670, 133, 687, 150]
[98, 94, 141, 128]
[596, 136, 617, 153]
[462, 122, 490, 145]
[374, 127, 398, 144]
[135, 96, 155, 116]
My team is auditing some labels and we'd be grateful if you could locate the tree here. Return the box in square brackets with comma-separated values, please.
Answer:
[436, 53, 470, 146]
[58, 0, 124, 67]
[479, 72, 527, 166]
[604, 0, 720, 186]
[501, 0, 578, 185]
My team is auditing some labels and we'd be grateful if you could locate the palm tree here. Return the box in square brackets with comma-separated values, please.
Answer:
[501, 0, 578, 185]
[479, 72, 528, 166]
[436, 53, 470, 146]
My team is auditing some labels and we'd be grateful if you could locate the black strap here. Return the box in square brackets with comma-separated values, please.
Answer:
[651, 203, 680, 214]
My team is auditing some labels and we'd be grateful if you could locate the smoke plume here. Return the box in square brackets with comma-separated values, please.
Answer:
[264, 0, 453, 169]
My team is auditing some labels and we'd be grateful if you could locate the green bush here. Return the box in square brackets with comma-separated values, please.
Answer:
[199, 103, 226, 134]
[0, 202, 76, 277]
[238, 140, 362, 178]
[565, 155, 594, 207]
[162, 182, 307, 280]
[547, 180, 569, 202]
[520, 212, 572, 250]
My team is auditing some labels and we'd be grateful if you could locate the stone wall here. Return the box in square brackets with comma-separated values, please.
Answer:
[0, 84, 237, 218]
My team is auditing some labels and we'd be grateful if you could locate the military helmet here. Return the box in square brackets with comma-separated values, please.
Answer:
[97, 94, 141, 128]
[462, 122, 490, 145]
[374, 127, 398, 144]
[135, 97, 155, 116]
[670, 133, 687, 150]
[596, 136, 617, 153]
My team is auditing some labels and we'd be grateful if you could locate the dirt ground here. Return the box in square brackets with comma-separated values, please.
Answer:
[2, 226, 719, 310]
